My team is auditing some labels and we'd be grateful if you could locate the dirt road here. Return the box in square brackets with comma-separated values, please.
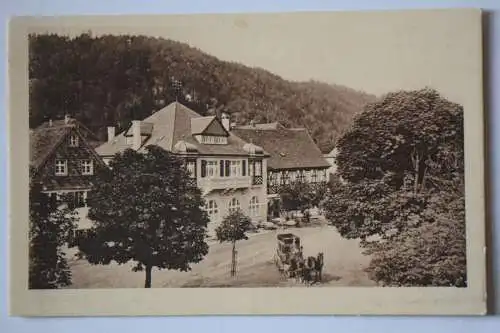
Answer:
[67, 225, 376, 288]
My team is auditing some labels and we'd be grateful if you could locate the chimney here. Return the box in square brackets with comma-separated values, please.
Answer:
[64, 114, 71, 124]
[48, 119, 53, 127]
[132, 120, 142, 150]
[107, 126, 115, 143]
[221, 113, 230, 132]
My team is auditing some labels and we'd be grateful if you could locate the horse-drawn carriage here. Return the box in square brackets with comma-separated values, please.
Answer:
[273, 233, 324, 284]
[274, 233, 303, 268]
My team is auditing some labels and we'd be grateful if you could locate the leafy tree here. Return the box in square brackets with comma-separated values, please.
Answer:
[215, 209, 252, 277]
[278, 181, 328, 222]
[29, 173, 77, 289]
[77, 146, 209, 288]
[363, 180, 466, 286]
[324, 88, 466, 286]
[335, 88, 463, 189]
[279, 182, 314, 216]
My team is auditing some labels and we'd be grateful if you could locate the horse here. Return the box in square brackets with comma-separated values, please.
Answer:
[301, 256, 316, 285]
[313, 252, 324, 283]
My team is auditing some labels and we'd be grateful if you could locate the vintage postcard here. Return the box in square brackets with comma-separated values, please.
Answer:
[9, 9, 487, 316]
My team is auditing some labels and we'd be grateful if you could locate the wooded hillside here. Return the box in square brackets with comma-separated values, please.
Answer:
[29, 33, 376, 152]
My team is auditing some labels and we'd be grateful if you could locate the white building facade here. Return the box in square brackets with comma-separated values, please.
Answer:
[96, 102, 269, 230]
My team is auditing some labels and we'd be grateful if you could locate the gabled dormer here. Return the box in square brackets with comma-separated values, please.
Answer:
[191, 115, 230, 145]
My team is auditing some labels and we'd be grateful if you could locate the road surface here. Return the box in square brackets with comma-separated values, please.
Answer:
[67, 225, 376, 288]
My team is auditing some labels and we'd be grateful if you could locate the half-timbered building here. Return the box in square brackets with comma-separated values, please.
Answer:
[30, 115, 106, 208]
[233, 122, 330, 217]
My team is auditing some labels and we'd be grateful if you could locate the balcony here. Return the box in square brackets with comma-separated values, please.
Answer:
[198, 176, 251, 193]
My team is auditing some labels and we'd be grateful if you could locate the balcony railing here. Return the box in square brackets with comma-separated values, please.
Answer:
[186, 178, 198, 188]
[252, 175, 263, 185]
[198, 176, 251, 192]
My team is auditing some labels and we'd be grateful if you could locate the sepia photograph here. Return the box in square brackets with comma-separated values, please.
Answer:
[9, 9, 486, 315]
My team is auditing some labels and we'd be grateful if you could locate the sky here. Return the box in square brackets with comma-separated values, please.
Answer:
[22, 10, 481, 107]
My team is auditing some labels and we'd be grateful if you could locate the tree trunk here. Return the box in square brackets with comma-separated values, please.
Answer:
[144, 264, 152, 288]
[231, 241, 237, 277]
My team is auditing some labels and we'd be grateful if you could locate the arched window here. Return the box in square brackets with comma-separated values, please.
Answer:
[249, 196, 259, 217]
[228, 197, 240, 214]
[206, 200, 218, 222]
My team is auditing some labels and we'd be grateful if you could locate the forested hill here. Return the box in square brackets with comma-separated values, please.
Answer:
[29, 33, 376, 153]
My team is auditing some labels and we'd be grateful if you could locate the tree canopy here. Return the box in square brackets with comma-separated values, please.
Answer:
[29, 172, 77, 289]
[215, 209, 252, 276]
[324, 88, 466, 287]
[29, 33, 375, 153]
[77, 145, 210, 287]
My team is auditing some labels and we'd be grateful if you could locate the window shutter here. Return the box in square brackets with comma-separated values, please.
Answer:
[225, 160, 230, 177]
[201, 160, 207, 178]
[242, 160, 246, 176]
[220, 160, 224, 177]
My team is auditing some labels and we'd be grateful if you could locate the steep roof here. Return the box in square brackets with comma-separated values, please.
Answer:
[30, 118, 102, 170]
[190, 116, 216, 134]
[232, 126, 330, 170]
[96, 102, 269, 157]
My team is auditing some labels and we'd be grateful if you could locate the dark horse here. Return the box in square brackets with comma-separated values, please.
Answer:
[313, 252, 324, 283]
[301, 256, 316, 285]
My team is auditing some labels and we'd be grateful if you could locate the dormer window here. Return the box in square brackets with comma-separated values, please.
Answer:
[196, 135, 228, 145]
[69, 135, 79, 147]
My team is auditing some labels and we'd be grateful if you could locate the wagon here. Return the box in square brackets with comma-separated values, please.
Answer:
[274, 233, 303, 277]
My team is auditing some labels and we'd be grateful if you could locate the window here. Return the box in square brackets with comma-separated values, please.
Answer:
[69, 135, 79, 147]
[249, 196, 259, 217]
[282, 171, 289, 184]
[55, 160, 67, 176]
[206, 200, 218, 222]
[80, 160, 94, 175]
[201, 160, 218, 178]
[186, 161, 196, 177]
[66, 191, 86, 209]
[230, 160, 241, 177]
[228, 197, 240, 214]
[126, 136, 133, 145]
[304, 170, 311, 182]
[219, 160, 241, 177]
[311, 170, 318, 182]
[200, 135, 227, 145]
[249, 159, 262, 177]
[207, 161, 218, 178]
[74, 191, 86, 208]
[297, 171, 305, 183]
[254, 160, 262, 176]
[268, 172, 277, 185]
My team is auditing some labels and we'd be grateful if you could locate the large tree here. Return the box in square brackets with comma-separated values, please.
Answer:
[324, 88, 466, 286]
[77, 146, 209, 288]
[278, 181, 328, 222]
[29, 172, 77, 289]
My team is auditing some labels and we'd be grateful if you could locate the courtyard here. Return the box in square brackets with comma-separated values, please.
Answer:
[66, 223, 376, 288]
